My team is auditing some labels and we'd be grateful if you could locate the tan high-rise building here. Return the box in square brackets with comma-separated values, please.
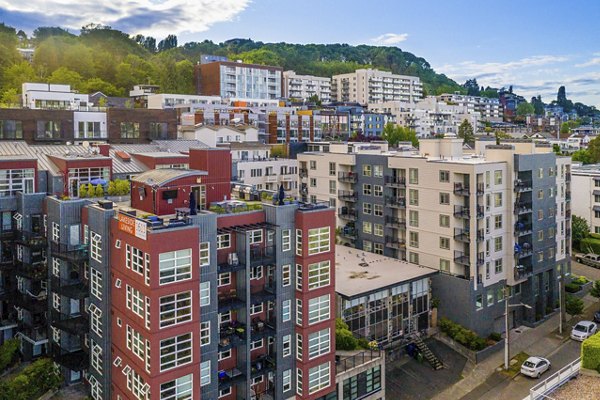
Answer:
[298, 137, 571, 336]
[331, 69, 423, 104]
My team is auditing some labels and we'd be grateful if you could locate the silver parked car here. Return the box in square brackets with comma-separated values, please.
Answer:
[570, 321, 598, 341]
[521, 356, 551, 378]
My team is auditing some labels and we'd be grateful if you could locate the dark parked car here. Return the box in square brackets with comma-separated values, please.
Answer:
[594, 311, 600, 323]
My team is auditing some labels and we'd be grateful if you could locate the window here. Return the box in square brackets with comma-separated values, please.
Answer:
[160, 333, 193, 371]
[219, 349, 231, 360]
[409, 231, 419, 248]
[409, 189, 419, 206]
[217, 234, 230, 249]
[90, 268, 102, 300]
[0, 120, 23, 140]
[219, 388, 232, 398]
[249, 229, 263, 244]
[496, 287, 505, 303]
[126, 285, 144, 318]
[363, 222, 372, 234]
[296, 299, 303, 325]
[409, 168, 418, 184]
[159, 291, 192, 328]
[283, 369, 292, 392]
[363, 203, 372, 215]
[374, 204, 383, 216]
[495, 259, 503, 273]
[494, 237, 502, 252]
[36, 120, 62, 139]
[218, 272, 231, 287]
[120, 122, 140, 138]
[296, 229, 303, 256]
[251, 303, 263, 315]
[200, 361, 211, 386]
[126, 245, 146, 276]
[127, 369, 147, 399]
[440, 237, 450, 250]
[329, 162, 336, 176]
[308, 261, 330, 289]
[308, 295, 330, 325]
[160, 374, 193, 400]
[91, 340, 103, 374]
[250, 339, 263, 350]
[494, 193, 502, 207]
[52, 222, 60, 242]
[494, 170, 502, 185]
[538, 189, 544, 200]
[538, 230, 544, 242]
[200, 322, 210, 346]
[200, 282, 210, 306]
[363, 184, 372, 195]
[409, 252, 419, 264]
[409, 210, 419, 227]
[439, 170, 450, 182]
[373, 185, 383, 197]
[89, 304, 102, 336]
[282, 229, 291, 251]
[159, 249, 192, 284]
[363, 165, 372, 177]
[296, 264, 303, 291]
[439, 214, 450, 227]
[538, 209, 544, 220]
[308, 362, 331, 394]
[219, 311, 231, 325]
[282, 264, 291, 286]
[52, 258, 60, 277]
[538, 167, 544, 179]
[494, 215, 502, 229]
[283, 299, 291, 321]
[440, 259, 450, 272]
[308, 227, 330, 255]
[297, 333, 303, 360]
[283, 335, 291, 357]
[199, 242, 210, 267]
[374, 223, 383, 237]
[440, 193, 450, 205]
[90, 231, 102, 262]
[0, 168, 34, 197]
[127, 325, 145, 360]
[537, 251, 544, 262]
[250, 265, 263, 280]
[308, 329, 330, 359]
[310, 178, 316, 187]
[89, 375, 102, 400]
[297, 368, 303, 395]
[476, 295, 483, 310]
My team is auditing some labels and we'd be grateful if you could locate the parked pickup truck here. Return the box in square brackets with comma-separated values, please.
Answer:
[575, 253, 600, 268]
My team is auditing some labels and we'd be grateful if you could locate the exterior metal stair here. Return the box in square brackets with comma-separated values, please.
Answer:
[413, 336, 444, 370]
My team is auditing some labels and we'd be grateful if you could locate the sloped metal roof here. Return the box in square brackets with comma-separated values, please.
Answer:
[131, 168, 207, 186]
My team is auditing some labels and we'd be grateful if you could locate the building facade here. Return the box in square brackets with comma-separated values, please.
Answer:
[298, 138, 571, 336]
[571, 164, 599, 233]
[283, 71, 332, 103]
[331, 69, 423, 104]
[439, 93, 503, 122]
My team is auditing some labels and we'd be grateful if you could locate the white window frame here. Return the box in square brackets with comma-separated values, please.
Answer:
[218, 272, 231, 287]
[126, 284, 144, 319]
[307, 227, 330, 255]
[160, 374, 193, 400]
[307, 260, 330, 290]
[90, 268, 102, 300]
[217, 234, 230, 250]
[200, 321, 210, 346]
[159, 291, 192, 328]
[200, 361, 211, 386]
[308, 295, 330, 325]
[90, 231, 102, 262]
[308, 328, 330, 359]
[160, 333, 193, 372]
[282, 229, 291, 252]
[159, 248, 192, 285]
[200, 282, 210, 306]
[282, 299, 291, 322]
[199, 242, 210, 267]
[308, 362, 330, 394]
[249, 229, 263, 244]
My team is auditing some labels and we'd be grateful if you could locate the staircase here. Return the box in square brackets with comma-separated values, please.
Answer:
[413, 336, 444, 370]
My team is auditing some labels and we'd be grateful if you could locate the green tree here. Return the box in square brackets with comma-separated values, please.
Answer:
[458, 119, 474, 144]
[87, 183, 95, 196]
[78, 184, 88, 198]
[572, 215, 590, 250]
[552, 144, 562, 154]
[94, 184, 104, 197]
[0, 338, 19, 371]
[2, 61, 36, 92]
[238, 49, 283, 66]
[0, 89, 20, 107]
[381, 123, 401, 146]
[335, 318, 358, 350]
[157, 34, 178, 52]
[107, 181, 117, 196]
[47, 67, 83, 90]
[516, 102, 535, 117]
[174, 60, 195, 94]
[572, 149, 593, 164]
[590, 280, 600, 299]
[83, 77, 120, 96]
[115, 179, 130, 195]
[588, 136, 600, 163]
[566, 295, 584, 316]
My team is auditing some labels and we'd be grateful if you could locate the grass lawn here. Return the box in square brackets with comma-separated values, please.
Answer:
[499, 351, 530, 377]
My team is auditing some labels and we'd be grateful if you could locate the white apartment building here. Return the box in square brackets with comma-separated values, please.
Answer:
[439, 93, 503, 122]
[298, 137, 571, 336]
[146, 93, 222, 109]
[571, 164, 600, 233]
[283, 71, 332, 102]
[180, 125, 259, 146]
[235, 158, 298, 195]
[331, 69, 423, 104]
[22, 83, 90, 110]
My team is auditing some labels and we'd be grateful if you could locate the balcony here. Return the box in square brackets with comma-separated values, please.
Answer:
[218, 252, 245, 274]
[219, 322, 247, 350]
[250, 317, 276, 341]
[50, 310, 89, 335]
[515, 222, 532, 237]
[51, 276, 88, 299]
[476, 253, 485, 267]
[514, 264, 533, 281]
[385, 176, 406, 188]
[454, 206, 470, 219]
[515, 242, 533, 259]
[385, 236, 405, 249]
[338, 208, 357, 221]
[476, 183, 485, 196]
[50, 242, 88, 264]
[515, 202, 533, 215]
[338, 190, 357, 202]
[0, 228, 15, 241]
[14, 291, 46, 313]
[454, 228, 470, 243]
[251, 354, 276, 378]
[476, 230, 485, 242]
[250, 283, 276, 303]
[218, 368, 246, 390]
[385, 197, 406, 209]
[15, 260, 46, 280]
[385, 217, 406, 229]
[18, 323, 47, 343]
[339, 226, 357, 240]
[338, 171, 357, 183]
[566, 191, 571, 202]
[514, 180, 532, 192]
[50, 343, 88, 371]
[454, 183, 470, 196]
[218, 291, 246, 313]
[14, 231, 47, 250]
[454, 251, 470, 266]
[248, 245, 276, 267]
[476, 206, 485, 219]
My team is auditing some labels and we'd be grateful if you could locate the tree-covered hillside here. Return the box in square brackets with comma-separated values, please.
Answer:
[0, 23, 463, 102]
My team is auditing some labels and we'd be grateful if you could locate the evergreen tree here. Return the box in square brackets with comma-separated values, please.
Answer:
[458, 119, 474, 144]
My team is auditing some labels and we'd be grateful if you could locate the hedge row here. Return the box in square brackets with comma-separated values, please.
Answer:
[580, 237, 600, 254]
[582, 333, 600, 371]
[439, 317, 487, 351]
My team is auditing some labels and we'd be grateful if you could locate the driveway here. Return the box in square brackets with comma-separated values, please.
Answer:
[386, 338, 467, 400]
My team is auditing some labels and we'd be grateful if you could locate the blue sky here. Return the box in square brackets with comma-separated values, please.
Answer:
[2, 0, 599, 107]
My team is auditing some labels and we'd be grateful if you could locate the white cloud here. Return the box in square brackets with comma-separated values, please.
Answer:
[370, 33, 408, 45]
[0, 0, 251, 36]
[437, 55, 569, 79]
[576, 57, 600, 68]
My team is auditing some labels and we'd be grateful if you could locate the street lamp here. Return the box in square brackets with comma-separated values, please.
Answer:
[504, 287, 533, 370]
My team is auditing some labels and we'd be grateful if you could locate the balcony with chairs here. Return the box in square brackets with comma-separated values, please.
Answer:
[385, 176, 406, 188]
[338, 190, 357, 202]
[385, 197, 406, 209]
[219, 321, 247, 351]
[14, 230, 47, 250]
[338, 208, 357, 221]
[454, 183, 470, 196]
[514, 180, 532, 192]
[338, 171, 357, 183]
[218, 368, 246, 390]
[514, 263, 533, 281]
[514, 222, 532, 237]
[251, 354, 276, 378]
[515, 202, 533, 215]
[250, 317, 276, 341]
[218, 252, 245, 274]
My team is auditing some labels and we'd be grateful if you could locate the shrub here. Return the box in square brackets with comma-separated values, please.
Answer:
[488, 332, 502, 342]
[580, 237, 600, 255]
[94, 184, 104, 197]
[107, 181, 117, 196]
[78, 184, 88, 198]
[565, 283, 582, 293]
[591, 280, 600, 298]
[335, 318, 359, 350]
[572, 275, 590, 285]
[86, 183, 94, 196]
[566, 295, 584, 316]
[582, 333, 600, 370]
[0, 357, 61, 400]
[439, 317, 488, 351]
[0, 338, 20, 371]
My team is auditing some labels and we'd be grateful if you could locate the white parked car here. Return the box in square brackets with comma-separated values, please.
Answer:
[521, 356, 551, 378]
[570, 321, 598, 341]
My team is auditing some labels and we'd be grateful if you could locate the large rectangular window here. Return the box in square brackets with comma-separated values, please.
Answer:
[200, 361, 211, 386]
[127, 325, 145, 360]
[0, 169, 34, 197]
[308, 328, 330, 359]
[160, 333, 193, 371]
[308, 295, 330, 325]
[77, 121, 102, 139]
[308, 260, 330, 290]
[90, 231, 102, 262]
[0, 120, 23, 139]
[126, 285, 144, 318]
[120, 122, 140, 138]
[308, 362, 331, 394]
[126, 245, 147, 276]
[159, 249, 192, 284]
[159, 291, 192, 328]
[90, 268, 102, 300]
[160, 373, 193, 400]
[36, 120, 61, 139]
[308, 227, 330, 255]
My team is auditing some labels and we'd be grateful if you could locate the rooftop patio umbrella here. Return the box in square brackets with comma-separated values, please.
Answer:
[90, 178, 108, 185]
[189, 191, 197, 215]
[278, 184, 285, 205]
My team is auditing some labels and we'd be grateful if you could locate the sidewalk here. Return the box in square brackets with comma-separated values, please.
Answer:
[432, 294, 598, 400]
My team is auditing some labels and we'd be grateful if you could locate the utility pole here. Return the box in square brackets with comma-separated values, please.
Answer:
[504, 286, 510, 370]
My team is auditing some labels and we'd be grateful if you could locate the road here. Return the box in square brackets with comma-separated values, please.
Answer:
[572, 258, 600, 281]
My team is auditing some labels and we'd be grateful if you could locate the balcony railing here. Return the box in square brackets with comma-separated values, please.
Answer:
[218, 292, 246, 313]
[50, 343, 88, 371]
[385, 236, 405, 249]
[476, 206, 485, 219]
[250, 283, 276, 303]
[385, 217, 406, 229]
[14, 292, 46, 313]
[338, 171, 357, 183]
[454, 228, 470, 243]
[336, 350, 382, 375]
[385, 176, 406, 187]
[217, 252, 246, 274]
[454, 251, 470, 266]
[454, 183, 470, 196]
[248, 245, 276, 267]
[50, 310, 89, 335]
[454, 206, 470, 219]
[250, 317, 276, 340]
[0, 228, 15, 241]
[515, 202, 533, 214]
[50, 242, 88, 264]
[251, 355, 276, 378]
[476, 183, 485, 196]
[515, 222, 532, 236]
[338, 190, 357, 202]
[514, 264, 533, 281]
[50, 276, 88, 299]
[338, 208, 357, 221]
[514, 180, 532, 192]
[385, 197, 406, 208]
[339, 227, 357, 240]
[15, 260, 46, 280]
[299, 168, 308, 179]
[219, 321, 247, 350]
[14, 231, 47, 250]
[218, 368, 246, 389]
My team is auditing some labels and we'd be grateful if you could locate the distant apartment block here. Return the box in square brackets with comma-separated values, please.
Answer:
[331, 69, 423, 104]
[298, 138, 571, 337]
[439, 93, 503, 122]
[146, 93, 222, 109]
[571, 164, 599, 233]
[283, 71, 332, 102]
[22, 83, 90, 110]
[194, 61, 283, 100]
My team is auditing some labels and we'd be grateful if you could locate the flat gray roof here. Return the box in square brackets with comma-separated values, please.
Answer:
[335, 245, 436, 298]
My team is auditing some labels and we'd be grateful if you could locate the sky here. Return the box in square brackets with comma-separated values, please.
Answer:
[1, 0, 599, 107]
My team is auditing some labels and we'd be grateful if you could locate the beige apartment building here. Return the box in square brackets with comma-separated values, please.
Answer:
[283, 71, 332, 102]
[331, 69, 423, 104]
[297, 137, 571, 336]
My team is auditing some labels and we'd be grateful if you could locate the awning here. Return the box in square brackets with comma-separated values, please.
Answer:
[594, 190, 600, 196]
[593, 205, 600, 212]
